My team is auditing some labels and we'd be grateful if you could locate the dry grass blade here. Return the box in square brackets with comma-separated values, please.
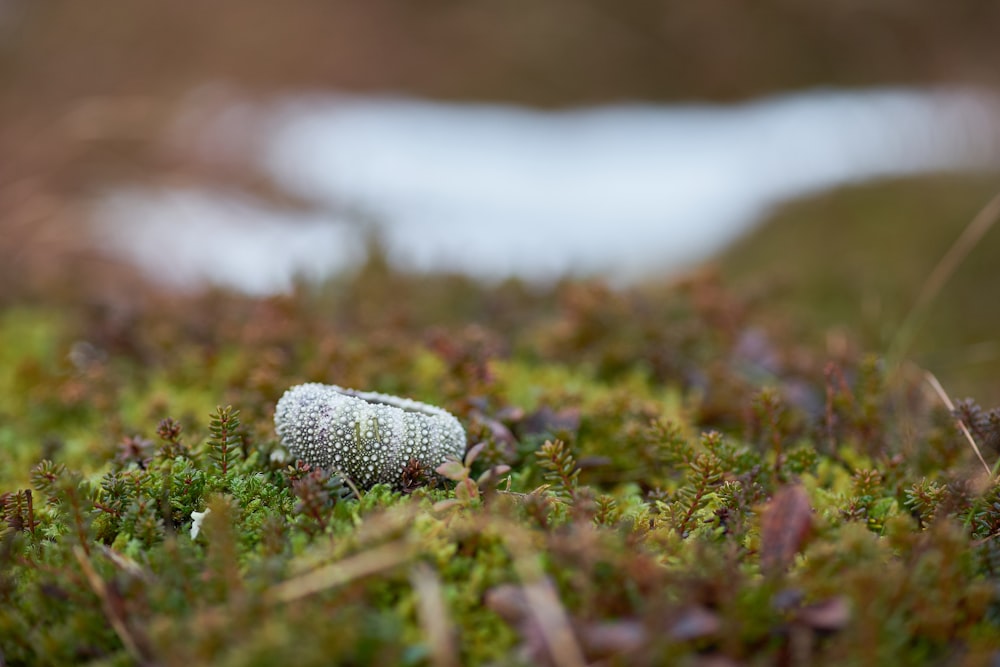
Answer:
[266, 540, 414, 605]
[924, 371, 993, 477]
[410, 563, 459, 667]
[73, 546, 154, 666]
[506, 533, 587, 667]
[890, 189, 1000, 366]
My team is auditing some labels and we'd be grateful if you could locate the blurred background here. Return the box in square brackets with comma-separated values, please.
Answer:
[3, 0, 1000, 398]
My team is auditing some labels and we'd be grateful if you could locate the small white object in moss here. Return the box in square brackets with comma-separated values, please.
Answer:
[274, 383, 467, 489]
[190, 508, 211, 539]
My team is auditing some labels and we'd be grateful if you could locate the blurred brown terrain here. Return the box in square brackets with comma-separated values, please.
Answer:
[720, 175, 1000, 403]
[2, 0, 1000, 301]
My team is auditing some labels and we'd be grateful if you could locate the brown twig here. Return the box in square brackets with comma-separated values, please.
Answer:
[25, 490, 36, 537]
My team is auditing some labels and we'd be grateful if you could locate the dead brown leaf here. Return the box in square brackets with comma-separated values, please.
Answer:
[759, 484, 812, 575]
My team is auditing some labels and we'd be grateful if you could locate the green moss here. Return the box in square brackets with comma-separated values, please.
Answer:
[2, 241, 1000, 665]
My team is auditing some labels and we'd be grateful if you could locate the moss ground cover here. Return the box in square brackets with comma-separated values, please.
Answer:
[4, 2, 1000, 662]
[3, 212, 1000, 665]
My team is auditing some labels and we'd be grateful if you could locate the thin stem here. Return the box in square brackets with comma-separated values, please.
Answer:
[924, 371, 992, 477]
[889, 190, 1000, 368]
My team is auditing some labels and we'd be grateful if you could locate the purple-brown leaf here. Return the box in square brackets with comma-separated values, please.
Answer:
[797, 596, 850, 631]
[669, 606, 721, 641]
[759, 484, 812, 574]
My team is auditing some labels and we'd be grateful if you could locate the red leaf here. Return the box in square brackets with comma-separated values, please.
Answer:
[464, 442, 488, 467]
[477, 465, 511, 486]
[435, 460, 467, 481]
